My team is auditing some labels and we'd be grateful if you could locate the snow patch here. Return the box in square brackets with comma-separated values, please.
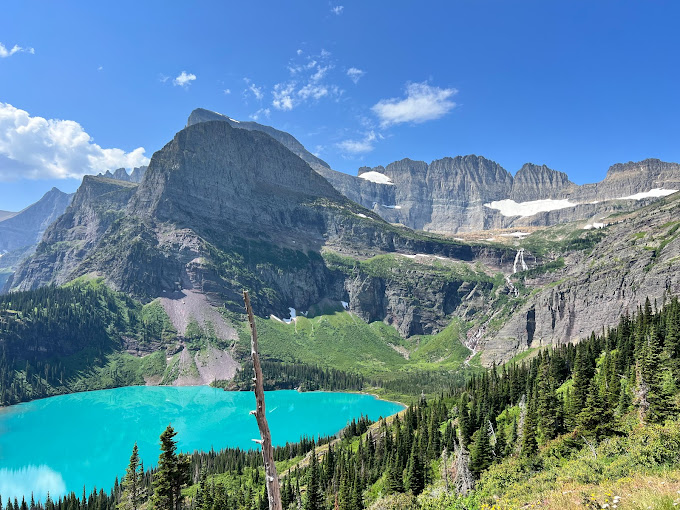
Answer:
[583, 222, 605, 230]
[484, 198, 577, 217]
[355, 213, 368, 219]
[401, 254, 417, 259]
[500, 232, 530, 238]
[618, 188, 678, 201]
[382, 204, 402, 209]
[358, 171, 394, 185]
[341, 301, 349, 309]
[228, 117, 240, 124]
[283, 307, 297, 324]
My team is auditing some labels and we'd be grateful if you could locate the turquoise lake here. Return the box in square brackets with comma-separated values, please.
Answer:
[0, 386, 403, 502]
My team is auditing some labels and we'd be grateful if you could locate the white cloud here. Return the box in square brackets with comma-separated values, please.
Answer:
[159, 74, 170, 83]
[311, 65, 331, 82]
[271, 51, 343, 111]
[0, 103, 149, 181]
[0, 43, 34, 58]
[223, 88, 231, 94]
[243, 78, 264, 100]
[250, 108, 271, 121]
[272, 82, 296, 111]
[347, 67, 365, 84]
[173, 71, 197, 88]
[97, 65, 104, 72]
[336, 131, 377, 154]
[331, 5, 344, 15]
[372, 82, 457, 127]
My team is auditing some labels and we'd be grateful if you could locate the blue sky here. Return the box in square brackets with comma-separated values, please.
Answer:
[1, 1, 679, 211]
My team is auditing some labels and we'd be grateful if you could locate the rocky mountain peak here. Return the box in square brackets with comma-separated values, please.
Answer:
[186, 108, 331, 172]
[131, 120, 345, 242]
[0, 187, 73, 253]
[510, 163, 573, 201]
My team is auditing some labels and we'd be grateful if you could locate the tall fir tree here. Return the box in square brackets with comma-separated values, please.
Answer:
[152, 425, 190, 510]
[469, 425, 493, 476]
[521, 404, 538, 457]
[404, 441, 425, 495]
[118, 443, 142, 510]
[304, 450, 324, 510]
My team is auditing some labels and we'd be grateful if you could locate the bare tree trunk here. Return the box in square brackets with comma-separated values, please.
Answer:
[515, 394, 527, 455]
[441, 447, 450, 494]
[244, 291, 283, 510]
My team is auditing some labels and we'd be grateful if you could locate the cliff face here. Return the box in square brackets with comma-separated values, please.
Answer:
[480, 191, 680, 364]
[509, 163, 573, 202]
[7, 177, 138, 290]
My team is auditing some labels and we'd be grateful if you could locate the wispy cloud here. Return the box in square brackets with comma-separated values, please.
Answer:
[271, 50, 342, 111]
[223, 88, 231, 95]
[372, 82, 457, 127]
[0, 103, 149, 181]
[346, 67, 365, 84]
[97, 65, 104, 72]
[243, 78, 264, 100]
[173, 71, 197, 88]
[331, 5, 344, 15]
[336, 131, 379, 154]
[250, 108, 271, 121]
[0, 43, 34, 58]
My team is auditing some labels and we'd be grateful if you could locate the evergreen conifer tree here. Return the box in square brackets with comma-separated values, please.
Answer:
[118, 442, 142, 510]
[304, 450, 323, 510]
[404, 441, 425, 495]
[521, 405, 538, 457]
[469, 426, 493, 476]
[152, 425, 190, 510]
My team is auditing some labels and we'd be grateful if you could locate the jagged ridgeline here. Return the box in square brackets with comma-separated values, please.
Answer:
[6, 117, 514, 336]
[187, 109, 680, 234]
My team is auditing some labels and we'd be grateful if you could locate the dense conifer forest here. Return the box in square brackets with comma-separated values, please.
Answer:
[0, 283, 171, 405]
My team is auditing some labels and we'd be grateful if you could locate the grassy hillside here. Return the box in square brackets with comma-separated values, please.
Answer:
[230, 310, 479, 401]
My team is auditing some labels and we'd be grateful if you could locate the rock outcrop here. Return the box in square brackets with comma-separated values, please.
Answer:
[99, 166, 147, 183]
[480, 191, 680, 364]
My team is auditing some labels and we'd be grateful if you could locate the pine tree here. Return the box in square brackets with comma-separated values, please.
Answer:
[118, 443, 142, 510]
[304, 449, 324, 510]
[404, 441, 425, 495]
[521, 405, 538, 457]
[577, 377, 611, 439]
[152, 425, 190, 510]
[570, 347, 595, 420]
[385, 453, 404, 494]
[469, 426, 493, 476]
[537, 359, 562, 442]
[637, 325, 674, 423]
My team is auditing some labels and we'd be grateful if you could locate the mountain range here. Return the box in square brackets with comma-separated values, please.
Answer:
[2, 108, 679, 369]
